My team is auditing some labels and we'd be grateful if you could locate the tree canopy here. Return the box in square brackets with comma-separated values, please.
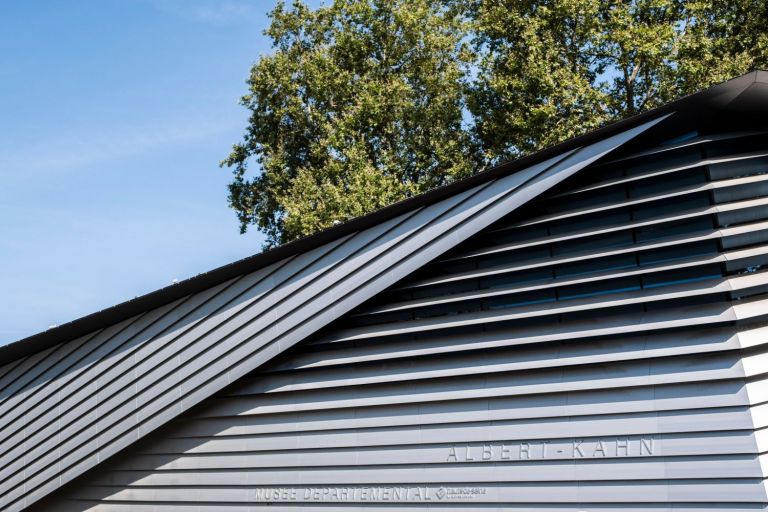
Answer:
[223, 0, 768, 247]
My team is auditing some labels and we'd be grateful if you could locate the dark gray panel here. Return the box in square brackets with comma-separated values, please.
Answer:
[2, 119, 669, 512]
[18, 119, 768, 511]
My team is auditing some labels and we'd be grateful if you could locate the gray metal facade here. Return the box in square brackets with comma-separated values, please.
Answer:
[3, 73, 768, 511]
[44, 125, 768, 511]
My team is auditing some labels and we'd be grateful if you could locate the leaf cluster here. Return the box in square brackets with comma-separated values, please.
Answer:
[223, 0, 768, 246]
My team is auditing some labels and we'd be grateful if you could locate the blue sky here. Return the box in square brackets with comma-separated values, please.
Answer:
[0, 1, 322, 343]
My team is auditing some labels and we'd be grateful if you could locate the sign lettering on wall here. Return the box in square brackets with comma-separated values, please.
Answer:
[253, 486, 486, 502]
[447, 436, 654, 462]
[250, 436, 656, 503]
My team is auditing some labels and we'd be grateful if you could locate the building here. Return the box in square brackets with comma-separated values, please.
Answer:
[2, 71, 768, 511]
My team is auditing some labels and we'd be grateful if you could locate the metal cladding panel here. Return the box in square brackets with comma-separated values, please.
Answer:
[22, 123, 768, 511]
[0, 118, 668, 511]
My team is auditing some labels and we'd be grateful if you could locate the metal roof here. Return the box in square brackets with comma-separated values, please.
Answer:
[3, 70, 767, 365]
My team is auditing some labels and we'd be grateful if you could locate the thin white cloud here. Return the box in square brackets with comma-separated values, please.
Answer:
[148, 0, 263, 25]
[0, 115, 239, 175]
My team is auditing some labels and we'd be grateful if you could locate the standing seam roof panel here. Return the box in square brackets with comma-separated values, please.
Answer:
[0, 117, 666, 511]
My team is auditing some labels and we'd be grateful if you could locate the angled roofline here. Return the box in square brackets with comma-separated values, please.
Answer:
[2, 70, 766, 364]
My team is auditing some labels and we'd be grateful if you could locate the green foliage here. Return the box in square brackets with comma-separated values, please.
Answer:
[223, 0, 768, 246]
[468, 0, 767, 163]
[468, 0, 611, 162]
[222, 0, 474, 245]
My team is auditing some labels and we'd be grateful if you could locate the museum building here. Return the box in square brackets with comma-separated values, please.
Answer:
[3, 71, 768, 511]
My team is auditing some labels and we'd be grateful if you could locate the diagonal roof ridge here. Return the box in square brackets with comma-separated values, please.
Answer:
[0, 115, 667, 512]
[1, 71, 763, 365]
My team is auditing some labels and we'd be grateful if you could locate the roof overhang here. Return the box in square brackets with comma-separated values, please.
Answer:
[3, 70, 767, 365]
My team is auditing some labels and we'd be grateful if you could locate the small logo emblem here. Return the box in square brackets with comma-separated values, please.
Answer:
[436, 487, 447, 500]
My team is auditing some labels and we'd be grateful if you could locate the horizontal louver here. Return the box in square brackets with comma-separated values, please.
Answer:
[31, 126, 768, 511]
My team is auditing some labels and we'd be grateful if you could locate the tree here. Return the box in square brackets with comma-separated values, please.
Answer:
[467, 0, 768, 164]
[222, 0, 475, 246]
[224, 0, 768, 246]
[467, 0, 612, 163]
[673, 0, 768, 94]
